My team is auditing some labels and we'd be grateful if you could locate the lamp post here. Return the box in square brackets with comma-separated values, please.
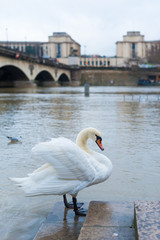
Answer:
[25, 36, 27, 54]
[5, 28, 8, 47]
[84, 45, 86, 55]
[84, 45, 87, 66]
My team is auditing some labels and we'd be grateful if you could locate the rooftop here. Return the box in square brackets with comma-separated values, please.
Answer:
[52, 32, 70, 37]
[126, 31, 141, 36]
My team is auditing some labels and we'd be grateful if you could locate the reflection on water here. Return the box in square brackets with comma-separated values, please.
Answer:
[0, 86, 160, 240]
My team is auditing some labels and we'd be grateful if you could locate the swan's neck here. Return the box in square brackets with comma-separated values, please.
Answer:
[76, 130, 92, 154]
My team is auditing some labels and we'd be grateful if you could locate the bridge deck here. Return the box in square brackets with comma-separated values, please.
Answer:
[0, 46, 71, 69]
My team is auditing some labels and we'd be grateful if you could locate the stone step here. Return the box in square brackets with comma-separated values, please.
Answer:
[78, 201, 135, 240]
[134, 201, 160, 240]
[33, 201, 89, 240]
[34, 201, 135, 240]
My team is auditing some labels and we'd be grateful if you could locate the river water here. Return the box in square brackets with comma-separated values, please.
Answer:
[0, 86, 160, 240]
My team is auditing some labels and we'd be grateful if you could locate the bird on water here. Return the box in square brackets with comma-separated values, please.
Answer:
[10, 127, 112, 216]
[7, 136, 22, 144]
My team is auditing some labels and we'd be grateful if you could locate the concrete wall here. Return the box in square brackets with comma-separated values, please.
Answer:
[77, 68, 160, 86]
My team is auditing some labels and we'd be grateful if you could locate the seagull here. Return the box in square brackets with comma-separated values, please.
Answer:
[7, 136, 22, 143]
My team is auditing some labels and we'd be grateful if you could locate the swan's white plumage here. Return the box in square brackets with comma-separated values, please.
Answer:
[10, 128, 112, 197]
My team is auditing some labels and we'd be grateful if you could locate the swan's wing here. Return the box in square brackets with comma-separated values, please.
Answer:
[31, 137, 97, 182]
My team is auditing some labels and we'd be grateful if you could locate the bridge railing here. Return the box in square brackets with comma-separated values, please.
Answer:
[0, 46, 71, 70]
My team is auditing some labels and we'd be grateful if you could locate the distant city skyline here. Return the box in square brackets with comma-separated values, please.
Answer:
[1, 0, 160, 56]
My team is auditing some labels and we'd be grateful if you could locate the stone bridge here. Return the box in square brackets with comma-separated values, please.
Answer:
[0, 46, 79, 87]
[1, 46, 160, 88]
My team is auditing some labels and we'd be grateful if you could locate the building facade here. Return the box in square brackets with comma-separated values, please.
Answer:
[0, 32, 80, 63]
[116, 31, 146, 59]
[0, 31, 159, 67]
[42, 32, 80, 60]
[79, 31, 160, 67]
[116, 31, 160, 66]
[0, 41, 43, 57]
[79, 56, 124, 67]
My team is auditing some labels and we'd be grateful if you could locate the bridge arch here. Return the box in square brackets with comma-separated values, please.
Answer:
[58, 73, 70, 86]
[0, 65, 29, 87]
[35, 70, 56, 87]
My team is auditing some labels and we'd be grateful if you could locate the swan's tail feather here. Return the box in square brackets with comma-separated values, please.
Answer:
[9, 177, 28, 185]
[10, 176, 79, 196]
[9, 164, 79, 196]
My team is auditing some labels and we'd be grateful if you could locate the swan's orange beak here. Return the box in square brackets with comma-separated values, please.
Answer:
[96, 138, 104, 151]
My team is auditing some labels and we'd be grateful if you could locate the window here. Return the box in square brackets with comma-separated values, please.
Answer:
[57, 43, 61, 58]
[21, 46, 23, 51]
[41, 47, 43, 56]
[88, 61, 90, 66]
[26, 46, 36, 56]
[80, 61, 82, 66]
[132, 43, 136, 58]
[92, 61, 94, 66]
[96, 61, 98, 66]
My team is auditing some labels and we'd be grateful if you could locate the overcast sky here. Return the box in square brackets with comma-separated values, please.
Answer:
[1, 0, 160, 56]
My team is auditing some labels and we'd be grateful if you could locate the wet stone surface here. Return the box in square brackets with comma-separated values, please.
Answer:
[78, 201, 135, 240]
[33, 202, 88, 240]
[134, 201, 160, 240]
[82, 201, 134, 227]
[78, 227, 135, 240]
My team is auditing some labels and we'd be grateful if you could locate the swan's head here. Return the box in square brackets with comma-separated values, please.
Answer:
[88, 128, 104, 151]
[76, 127, 104, 151]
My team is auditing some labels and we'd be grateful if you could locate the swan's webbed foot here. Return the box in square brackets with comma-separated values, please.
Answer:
[73, 197, 87, 216]
[66, 202, 84, 209]
[63, 195, 84, 209]
[74, 208, 87, 216]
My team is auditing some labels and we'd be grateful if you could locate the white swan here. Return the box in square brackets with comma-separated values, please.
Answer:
[10, 127, 112, 216]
